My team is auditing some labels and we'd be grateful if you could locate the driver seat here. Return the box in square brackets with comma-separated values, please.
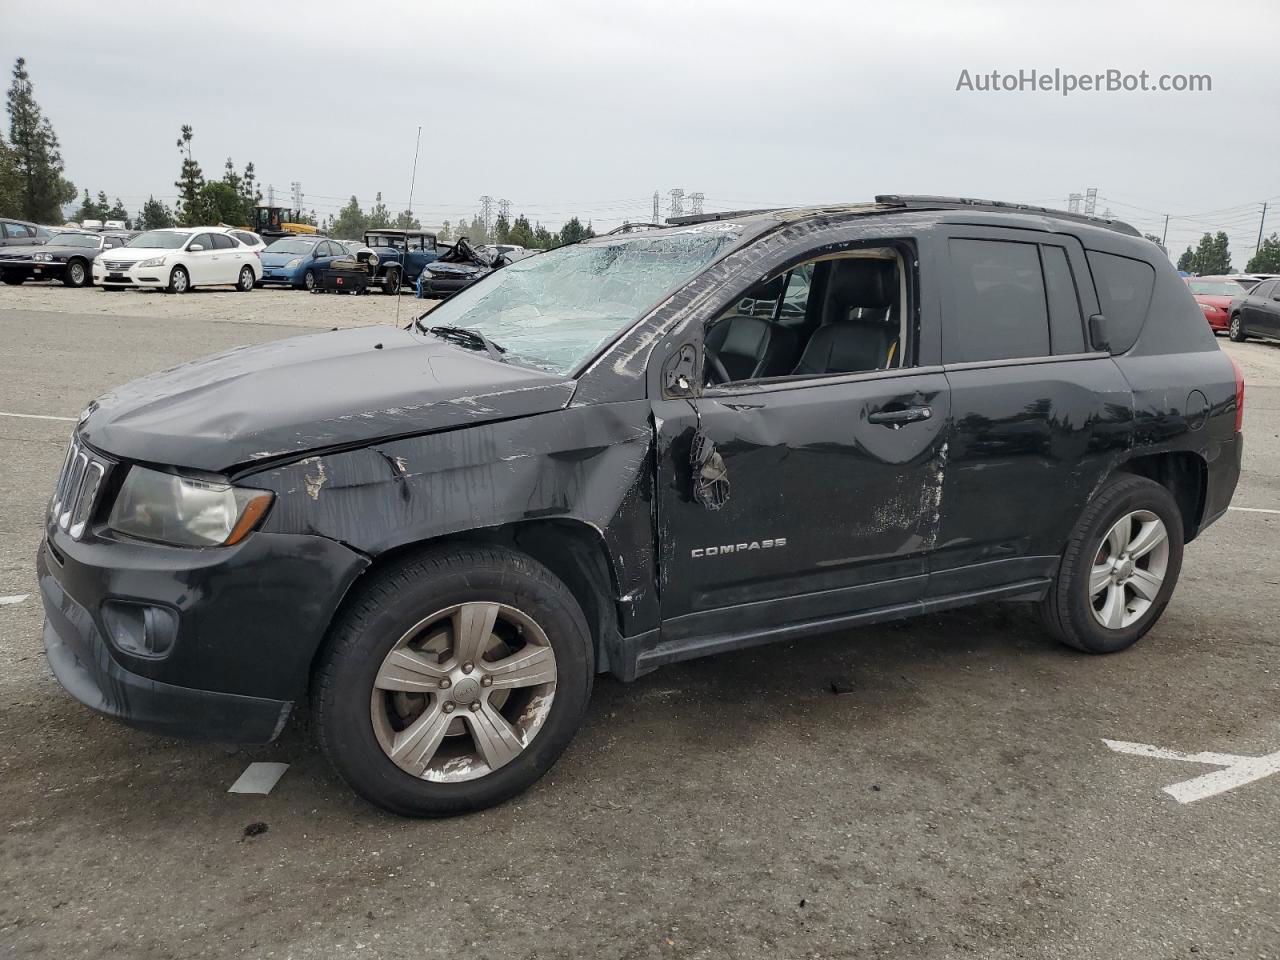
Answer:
[704, 276, 800, 381]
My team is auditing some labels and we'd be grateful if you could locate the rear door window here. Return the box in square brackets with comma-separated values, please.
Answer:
[1086, 252, 1156, 353]
[1041, 245, 1086, 354]
[947, 239, 1050, 362]
[211, 234, 236, 250]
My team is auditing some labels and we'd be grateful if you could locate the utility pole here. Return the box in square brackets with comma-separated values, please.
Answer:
[652, 191, 660, 223]
[1256, 202, 1268, 253]
[669, 188, 684, 219]
[1162, 214, 1170, 246]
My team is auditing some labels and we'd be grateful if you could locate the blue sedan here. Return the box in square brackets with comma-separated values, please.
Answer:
[258, 236, 349, 290]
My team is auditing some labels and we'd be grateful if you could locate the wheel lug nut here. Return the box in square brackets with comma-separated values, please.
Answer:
[442, 701, 455, 714]
[468, 701, 481, 712]
[480, 675, 492, 687]
[462, 661, 474, 673]
[439, 678, 451, 689]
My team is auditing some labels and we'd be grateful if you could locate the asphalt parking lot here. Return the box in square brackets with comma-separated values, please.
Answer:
[1, 286, 1277, 959]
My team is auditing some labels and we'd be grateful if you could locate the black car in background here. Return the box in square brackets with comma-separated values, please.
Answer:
[416, 237, 507, 299]
[38, 196, 1243, 818]
[0, 230, 134, 287]
[1228, 276, 1280, 342]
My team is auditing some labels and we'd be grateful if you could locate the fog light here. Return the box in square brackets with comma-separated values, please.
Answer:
[101, 600, 178, 658]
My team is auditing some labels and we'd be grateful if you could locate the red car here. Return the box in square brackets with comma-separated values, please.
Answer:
[1185, 276, 1249, 333]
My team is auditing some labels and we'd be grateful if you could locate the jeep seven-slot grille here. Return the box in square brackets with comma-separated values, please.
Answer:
[50, 438, 109, 540]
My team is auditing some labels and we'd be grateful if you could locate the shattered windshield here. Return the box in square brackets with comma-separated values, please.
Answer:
[416, 230, 738, 374]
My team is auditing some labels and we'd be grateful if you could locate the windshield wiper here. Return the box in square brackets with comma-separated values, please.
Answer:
[418, 321, 507, 362]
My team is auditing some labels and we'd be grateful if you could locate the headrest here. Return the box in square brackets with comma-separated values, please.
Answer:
[742, 274, 787, 302]
[827, 259, 896, 310]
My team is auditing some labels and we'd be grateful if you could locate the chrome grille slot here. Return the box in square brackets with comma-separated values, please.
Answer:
[49, 437, 110, 540]
[102, 260, 131, 271]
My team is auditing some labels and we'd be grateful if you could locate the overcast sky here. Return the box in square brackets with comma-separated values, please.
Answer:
[3, 0, 1276, 262]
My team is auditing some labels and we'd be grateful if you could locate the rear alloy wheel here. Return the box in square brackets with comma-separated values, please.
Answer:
[64, 259, 88, 287]
[1228, 314, 1247, 342]
[1039, 474, 1183, 654]
[236, 265, 255, 292]
[303, 269, 316, 292]
[314, 545, 593, 817]
[382, 269, 401, 295]
[167, 265, 190, 294]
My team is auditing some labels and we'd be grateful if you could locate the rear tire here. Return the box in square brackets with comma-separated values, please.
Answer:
[314, 544, 593, 817]
[236, 265, 255, 292]
[167, 265, 190, 294]
[1228, 314, 1247, 342]
[1039, 474, 1184, 654]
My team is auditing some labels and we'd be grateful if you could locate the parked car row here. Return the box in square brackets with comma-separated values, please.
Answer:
[0, 230, 135, 286]
[1184, 274, 1280, 343]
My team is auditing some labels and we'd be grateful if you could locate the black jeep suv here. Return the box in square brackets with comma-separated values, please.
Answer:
[37, 196, 1244, 817]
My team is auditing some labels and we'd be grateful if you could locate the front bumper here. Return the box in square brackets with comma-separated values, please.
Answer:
[93, 262, 167, 288]
[38, 524, 369, 743]
[0, 260, 65, 281]
[257, 265, 303, 286]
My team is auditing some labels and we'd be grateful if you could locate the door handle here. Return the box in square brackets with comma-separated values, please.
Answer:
[868, 405, 932, 427]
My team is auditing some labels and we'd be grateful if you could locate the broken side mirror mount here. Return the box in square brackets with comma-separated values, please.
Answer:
[664, 342, 698, 398]
[1088, 313, 1111, 353]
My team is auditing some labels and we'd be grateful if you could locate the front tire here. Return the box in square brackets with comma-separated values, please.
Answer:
[167, 265, 190, 294]
[1228, 314, 1247, 342]
[382, 269, 401, 295]
[1039, 474, 1184, 654]
[63, 259, 89, 287]
[236, 265, 255, 292]
[302, 269, 316, 292]
[314, 545, 593, 817]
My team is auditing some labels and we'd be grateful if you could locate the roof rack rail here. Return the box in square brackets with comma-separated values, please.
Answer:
[665, 207, 781, 226]
[874, 194, 1142, 237]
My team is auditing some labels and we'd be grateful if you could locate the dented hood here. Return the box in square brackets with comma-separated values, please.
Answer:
[79, 326, 575, 473]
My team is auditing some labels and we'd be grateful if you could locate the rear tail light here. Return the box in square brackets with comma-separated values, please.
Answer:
[1229, 355, 1245, 433]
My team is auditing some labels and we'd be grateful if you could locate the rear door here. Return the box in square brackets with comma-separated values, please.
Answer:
[185, 233, 219, 284]
[1250, 280, 1280, 338]
[931, 228, 1134, 596]
[209, 233, 240, 282]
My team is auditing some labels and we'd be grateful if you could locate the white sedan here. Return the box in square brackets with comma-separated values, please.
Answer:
[93, 228, 259, 293]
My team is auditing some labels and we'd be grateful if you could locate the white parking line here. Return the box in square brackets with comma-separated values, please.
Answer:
[1103, 738, 1280, 803]
[0, 411, 77, 422]
[1229, 506, 1280, 515]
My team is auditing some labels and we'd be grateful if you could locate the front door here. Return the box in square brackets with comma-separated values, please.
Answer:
[186, 233, 219, 284]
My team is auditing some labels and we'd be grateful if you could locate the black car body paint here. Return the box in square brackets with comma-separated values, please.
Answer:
[38, 200, 1242, 741]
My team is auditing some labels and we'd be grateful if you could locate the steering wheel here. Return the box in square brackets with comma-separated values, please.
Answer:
[703, 346, 732, 386]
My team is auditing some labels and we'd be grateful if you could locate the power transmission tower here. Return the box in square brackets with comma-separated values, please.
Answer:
[652, 191, 660, 223]
[689, 192, 704, 215]
[291, 181, 303, 216]
[1068, 193, 1082, 214]
[1084, 187, 1097, 216]
[498, 198, 511, 221]
[479, 195, 494, 234]
[669, 188, 684, 219]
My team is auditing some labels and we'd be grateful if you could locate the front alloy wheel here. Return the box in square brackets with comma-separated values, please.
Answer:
[1228, 315, 1246, 342]
[65, 260, 87, 287]
[371, 602, 558, 781]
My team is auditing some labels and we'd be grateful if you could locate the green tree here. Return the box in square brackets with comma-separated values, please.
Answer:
[492, 213, 510, 244]
[367, 192, 391, 230]
[393, 209, 421, 230]
[533, 222, 554, 249]
[462, 214, 489, 245]
[0, 131, 21, 217]
[556, 216, 589, 247]
[1247, 233, 1280, 273]
[239, 161, 260, 222]
[1176, 247, 1194, 272]
[191, 180, 248, 225]
[438, 220, 452, 242]
[507, 214, 537, 248]
[173, 124, 204, 224]
[1187, 231, 1232, 275]
[106, 197, 129, 225]
[331, 195, 368, 239]
[75, 188, 106, 222]
[6, 58, 75, 222]
[139, 195, 174, 230]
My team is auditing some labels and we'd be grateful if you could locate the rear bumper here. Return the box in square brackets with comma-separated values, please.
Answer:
[40, 557, 292, 742]
[1199, 431, 1243, 534]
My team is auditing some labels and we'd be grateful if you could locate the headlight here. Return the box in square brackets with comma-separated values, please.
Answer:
[137, 256, 167, 268]
[108, 465, 273, 547]
[35, 253, 52, 261]
[367, 252, 379, 266]
[285, 258, 302, 269]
